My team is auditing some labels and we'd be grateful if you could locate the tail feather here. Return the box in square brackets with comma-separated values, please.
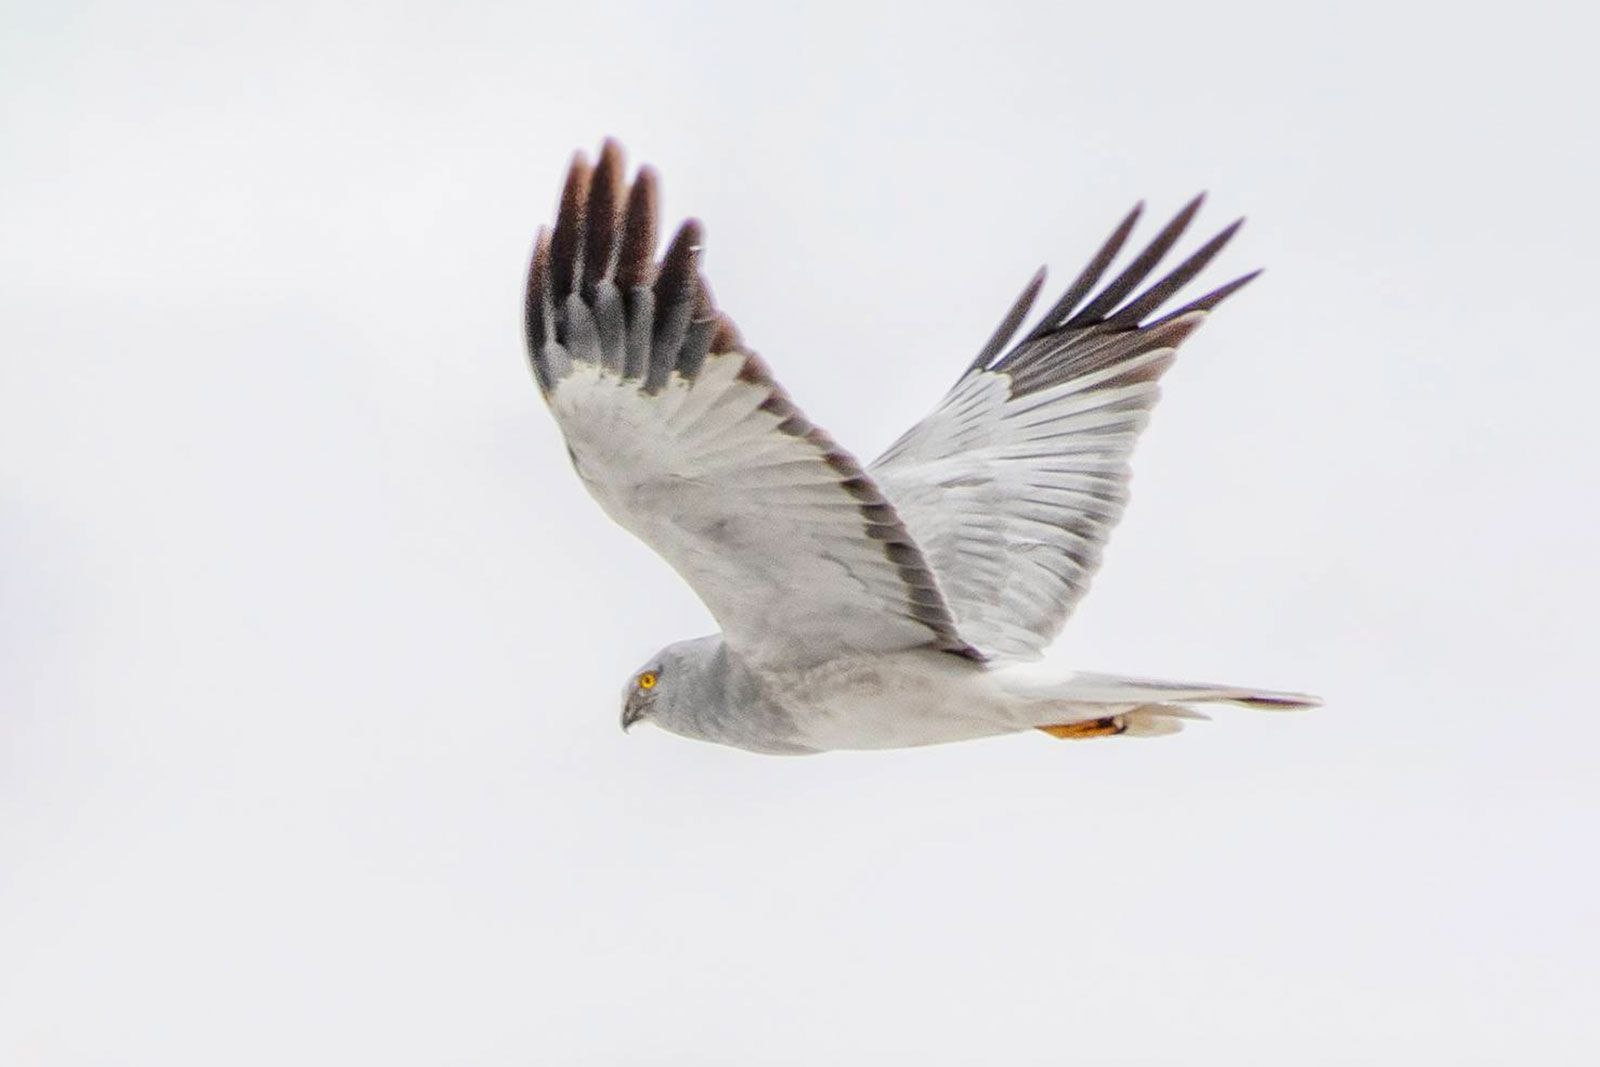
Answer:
[1046, 670, 1321, 711]
[1003, 669, 1320, 741]
[1120, 703, 1210, 737]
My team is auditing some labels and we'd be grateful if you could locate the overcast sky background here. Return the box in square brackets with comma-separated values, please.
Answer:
[3, 1, 1597, 1063]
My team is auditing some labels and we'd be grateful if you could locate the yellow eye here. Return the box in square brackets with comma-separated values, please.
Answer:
[637, 672, 657, 690]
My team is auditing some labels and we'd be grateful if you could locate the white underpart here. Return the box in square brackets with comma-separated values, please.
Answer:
[765, 651, 1145, 750]
[770, 650, 1046, 751]
[769, 649, 1320, 751]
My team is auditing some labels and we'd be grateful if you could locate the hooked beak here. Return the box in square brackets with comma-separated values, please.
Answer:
[621, 703, 645, 733]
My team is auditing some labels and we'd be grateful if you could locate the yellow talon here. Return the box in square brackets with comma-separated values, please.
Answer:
[1038, 716, 1126, 740]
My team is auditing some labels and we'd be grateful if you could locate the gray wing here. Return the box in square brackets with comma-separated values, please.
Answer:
[526, 142, 976, 670]
[870, 197, 1257, 661]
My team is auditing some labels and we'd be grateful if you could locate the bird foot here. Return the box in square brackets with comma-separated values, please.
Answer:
[1037, 716, 1126, 740]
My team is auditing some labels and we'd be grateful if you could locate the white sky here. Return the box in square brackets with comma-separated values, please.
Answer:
[2, 1, 1597, 1063]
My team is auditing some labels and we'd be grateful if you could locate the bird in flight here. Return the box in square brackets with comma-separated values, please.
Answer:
[524, 140, 1317, 754]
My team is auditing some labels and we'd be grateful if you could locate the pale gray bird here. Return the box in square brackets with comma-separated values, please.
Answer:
[524, 140, 1318, 755]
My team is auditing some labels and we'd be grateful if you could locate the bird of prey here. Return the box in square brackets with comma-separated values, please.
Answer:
[524, 140, 1318, 755]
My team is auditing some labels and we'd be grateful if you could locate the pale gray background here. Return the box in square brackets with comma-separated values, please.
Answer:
[3, 1, 1596, 1063]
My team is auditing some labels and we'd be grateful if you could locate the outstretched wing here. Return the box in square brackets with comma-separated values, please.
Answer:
[870, 198, 1257, 661]
[526, 142, 975, 669]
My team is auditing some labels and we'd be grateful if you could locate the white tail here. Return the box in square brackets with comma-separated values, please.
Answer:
[999, 669, 1320, 739]
[1051, 671, 1321, 710]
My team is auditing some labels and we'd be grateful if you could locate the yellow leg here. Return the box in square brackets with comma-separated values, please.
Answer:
[1037, 716, 1126, 740]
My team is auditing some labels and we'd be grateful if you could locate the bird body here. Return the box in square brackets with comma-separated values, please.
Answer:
[633, 639, 1022, 755]
[526, 140, 1318, 754]
[629, 636, 1310, 755]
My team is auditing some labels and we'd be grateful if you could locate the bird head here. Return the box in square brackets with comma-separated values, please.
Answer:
[620, 657, 664, 732]
[619, 635, 723, 734]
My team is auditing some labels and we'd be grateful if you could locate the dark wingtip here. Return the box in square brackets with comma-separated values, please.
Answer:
[710, 312, 743, 354]
[532, 143, 745, 386]
[582, 140, 626, 295]
[655, 218, 704, 306]
[550, 151, 592, 301]
[1105, 215, 1246, 328]
[1020, 201, 1145, 345]
[969, 266, 1047, 373]
[616, 165, 659, 290]
[1170, 192, 1207, 230]
[1154, 267, 1263, 323]
[525, 225, 552, 327]
[1115, 201, 1147, 239]
[1064, 193, 1206, 328]
[972, 191, 1263, 400]
[525, 227, 554, 387]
